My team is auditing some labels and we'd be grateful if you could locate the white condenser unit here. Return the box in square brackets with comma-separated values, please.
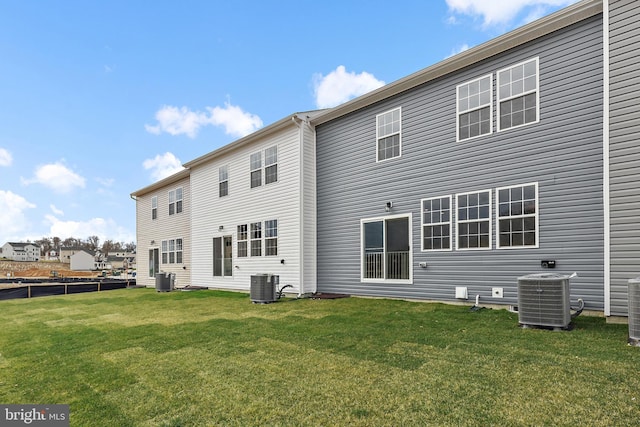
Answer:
[517, 273, 571, 329]
[628, 278, 640, 346]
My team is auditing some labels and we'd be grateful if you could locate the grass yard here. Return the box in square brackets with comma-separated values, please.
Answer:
[0, 289, 639, 426]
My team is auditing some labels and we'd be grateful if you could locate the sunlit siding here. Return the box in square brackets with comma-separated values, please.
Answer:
[189, 123, 309, 293]
[608, 0, 640, 316]
[316, 15, 605, 310]
[135, 174, 191, 288]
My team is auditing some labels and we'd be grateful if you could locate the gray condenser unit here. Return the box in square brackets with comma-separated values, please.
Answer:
[155, 272, 175, 292]
[250, 274, 278, 303]
[628, 277, 640, 346]
[517, 273, 571, 329]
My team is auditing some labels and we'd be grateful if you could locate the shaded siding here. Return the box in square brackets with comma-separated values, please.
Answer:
[609, 0, 640, 315]
[190, 124, 307, 293]
[316, 16, 605, 309]
[135, 175, 191, 288]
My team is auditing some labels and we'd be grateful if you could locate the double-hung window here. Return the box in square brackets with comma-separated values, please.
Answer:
[168, 187, 183, 215]
[456, 190, 492, 250]
[265, 146, 278, 184]
[265, 219, 278, 256]
[457, 75, 492, 141]
[250, 222, 262, 256]
[376, 107, 401, 162]
[160, 238, 183, 264]
[497, 183, 538, 248]
[219, 166, 229, 197]
[250, 152, 262, 188]
[498, 57, 539, 131]
[250, 145, 278, 188]
[237, 225, 248, 257]
[421, 196, 452, 251]
[151, 196, 158, 220]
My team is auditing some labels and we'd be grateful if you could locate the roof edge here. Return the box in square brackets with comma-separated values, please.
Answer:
[311, 0, 602, 126]
[130, 168, 190, 198]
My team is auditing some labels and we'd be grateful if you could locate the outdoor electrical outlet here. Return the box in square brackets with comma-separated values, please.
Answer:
[492, 287, 504, 298]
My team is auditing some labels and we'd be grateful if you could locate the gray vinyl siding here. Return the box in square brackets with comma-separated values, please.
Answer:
[608, 0, 640, 316]
[316, 15, 605, 309]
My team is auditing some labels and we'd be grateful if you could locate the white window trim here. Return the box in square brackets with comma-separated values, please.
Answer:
[455, 189, 493, 251]
[264, 219, 278, 257]
[168, 187, 183, 215]
[496, 182, 539, 249]
[250, 152, 262, 189]
[250, 221, 262, 257]
[264, 146, 278, 185]
[151, 196, 158, 220]
[456, 74, 493, 142]
[219, 165, 229, 197]
[420, 195, 453, 252]
[497, 57, 540, 133]
[360, 213, 413, 284]
[376, 107, 402, 163]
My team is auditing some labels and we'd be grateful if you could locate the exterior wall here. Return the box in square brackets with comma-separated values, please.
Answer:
[135, 174, 191, 288]
[70, 251, 95, 271]
[189, 122, 313, 293]
[608, 0, 640, 316]
[316, 15, 605, 310]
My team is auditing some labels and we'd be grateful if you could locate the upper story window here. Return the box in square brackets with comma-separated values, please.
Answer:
[219, 165, 229, 197]
[457, 75, 492, 141]
[250, 152, 262, 188]
[498, 57, 539, 131]
[250, 146, 278, 188]
[456, 189, 492, 250]
[168, 187, 183, 215]
[151, 196, 158, 220]
[497, 183, 538, 248]
[265, 146, 278, 184]
[421, 196, 452, 251]
[376, 107, 401, 162]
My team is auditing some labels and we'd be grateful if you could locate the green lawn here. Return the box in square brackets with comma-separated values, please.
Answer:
[0, 288, 638, 426]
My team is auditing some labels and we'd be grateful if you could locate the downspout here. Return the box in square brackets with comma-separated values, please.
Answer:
[603, 1, 611, 317]
[292, 115, 304, 298]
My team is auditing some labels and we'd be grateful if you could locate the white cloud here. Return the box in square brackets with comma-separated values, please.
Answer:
[445, 0, 577, 27]
[0, 148, 12, 167]
[50, 204, 64, 216]
[207, 103, 264, 138]
[142, 152, 184, 182]
[313, 65, 385, 109]
[44, 215, 134, 244]
[145, 102, 263, 139]
[22, 161, 86, 193]
[0, 190, 36, 241]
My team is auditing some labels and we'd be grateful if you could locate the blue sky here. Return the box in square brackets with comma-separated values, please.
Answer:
[0, 0, 578, 247]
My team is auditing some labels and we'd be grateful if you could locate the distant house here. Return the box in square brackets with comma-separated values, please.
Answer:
[0, 242, 40, 262]
[60, 247, 85, 264]
[70, 250, 95, 271]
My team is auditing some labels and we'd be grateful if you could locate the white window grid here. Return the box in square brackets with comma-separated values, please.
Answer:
[455, 189, 492, 251]
[497, 57, 539, 132]
[376, 107, 402, 162]
[219, 165, 229, 197]
[457, 74, 493, 141]
[496, 183, 539, 249]
[421, 196, 453, 252]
